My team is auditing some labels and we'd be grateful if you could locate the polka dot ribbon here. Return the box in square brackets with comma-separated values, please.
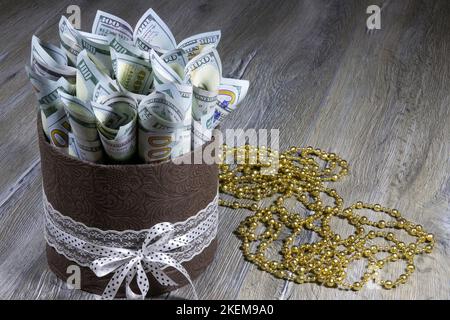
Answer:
[90, 222, 198, 300]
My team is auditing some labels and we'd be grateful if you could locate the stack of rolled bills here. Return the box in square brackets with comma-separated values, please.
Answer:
[27, 8, 249, 163]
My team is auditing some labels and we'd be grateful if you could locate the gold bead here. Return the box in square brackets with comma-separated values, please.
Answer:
[386, 232, 394, 240]
[326, 279, 336, 287]
[391, 209, 400, 217]
[276, 196, 284, 205]
[374, 204, 382, 212]
[425, 234, 434, 242]
[352, 282, 362, 291]
[399, 274, 408, 283]
[406, 264, 415, 273]
[383, 280, 393, 289]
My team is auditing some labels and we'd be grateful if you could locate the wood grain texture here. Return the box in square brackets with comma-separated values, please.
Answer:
[0, 0, 449, 299]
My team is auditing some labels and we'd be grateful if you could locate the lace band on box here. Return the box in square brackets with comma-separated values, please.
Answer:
[43, 190, 218, 299]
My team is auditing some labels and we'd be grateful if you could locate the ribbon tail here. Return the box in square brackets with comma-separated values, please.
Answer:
[145, 255, 199, 300]
[169, 263, 198, 300]
[143, 262, 178, 287]
[100, 258, 137, 300]
[125, 260, 150, 300]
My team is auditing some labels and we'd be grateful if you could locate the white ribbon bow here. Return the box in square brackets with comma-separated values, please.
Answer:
[89, 222, 198, 300]
[43, 191, 218, 300]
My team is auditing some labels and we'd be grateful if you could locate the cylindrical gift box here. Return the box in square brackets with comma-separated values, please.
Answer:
[37, 113, 218, 297]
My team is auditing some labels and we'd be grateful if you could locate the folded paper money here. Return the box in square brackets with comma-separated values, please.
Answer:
[28, 8, 250, 165]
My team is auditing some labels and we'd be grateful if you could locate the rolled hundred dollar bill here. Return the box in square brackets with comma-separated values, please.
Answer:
[68, 132, 80, 158]
[155, 82, 193, 114]
[134, 8, 177, 54]
[110, 48, 153, 94]
[42, 106, 71, 148]
[77, 31, 113, 74]
[93, 77, 119, 103]
[138, 92, 191, 162]
[76, 50, 111, 102]
[212, 77, 249, 128]
[177, 31, 221, 60]
[160, 48, 188, 80]
[27, 66, 76, 103]
[92, 93, 138, 162]
[192, 118, 212, 149]
[26, 66, 74, 145]
[31, 35, 76, 83]
[92, 10, 133, 42]
[185, 48, 222, 124]
[59, 16, 82, 66]
[58, 90, 104, 162]
[109, 36, 150, 61]
[150, 49, 186, 85]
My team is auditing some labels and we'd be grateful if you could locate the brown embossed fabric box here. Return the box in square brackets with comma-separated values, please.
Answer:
[37, 113, 219, 298]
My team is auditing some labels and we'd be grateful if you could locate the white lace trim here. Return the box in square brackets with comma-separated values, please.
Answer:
[43, 191, 219, 268]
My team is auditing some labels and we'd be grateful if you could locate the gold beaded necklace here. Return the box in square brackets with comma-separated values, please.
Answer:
[218, 145, 435, 291]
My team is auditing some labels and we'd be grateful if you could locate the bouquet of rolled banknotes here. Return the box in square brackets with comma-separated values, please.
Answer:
[27, 8, 249, 163]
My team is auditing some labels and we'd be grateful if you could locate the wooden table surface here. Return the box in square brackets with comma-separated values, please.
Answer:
[0, 0, 449, 300]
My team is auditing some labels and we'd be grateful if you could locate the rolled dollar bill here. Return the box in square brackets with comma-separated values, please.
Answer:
[58, 90, 104, 162]
[92, 94, 138, 162]
[109, 36, 150, 61]
[26, 65, 75, 106]
[110, 49, 153, 94]
[76, 50, 111, 102]
[138, 92, 191, 162]
[93, 79, 119, 103]
[192, 118, 212, 150]
[45, 107, 71, 147]
[133, 8, 177, 53]
[150, 49, 184, 85]
[31, 35, 76, 83]
[161, 48, 188, 79]
[185, 47, 222, 83]
[70, 137, 104, 162]
[27, 65, 75, 142]
[115, 80, 148, 103]
[156, 82, 193, 115]
[59, 16, 82, 66]
[212, 77, 249, 127]
[68, 132, 81, 158]
[92, 10, 133, 41]
[185, 48, 222, 122]
[177, 31, 221, 60]
[192, 87, 217, 125]
[77, 31, 113, 74]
